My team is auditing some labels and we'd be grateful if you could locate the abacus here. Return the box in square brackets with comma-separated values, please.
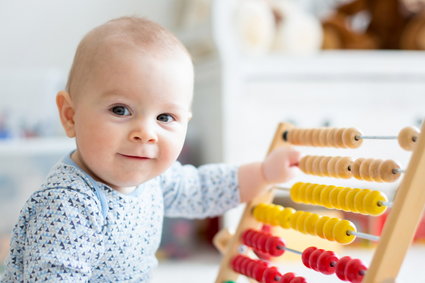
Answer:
[214, 122, 425, 283]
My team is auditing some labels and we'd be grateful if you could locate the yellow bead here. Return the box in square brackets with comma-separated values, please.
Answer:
[312, 184, 325, 205]
[333, 219, 356, 244]
[364, 190, 388, 216]
[290, 211, 304, 231]
[323, 217, 339, 241]
[336, 188, 351, 211]
[305, 213, 320, 235]
[296, 212, 311, 234]
[258, 203, 270, 223]
[278, 207, 295, 229]
[297, 183, 309, 203]
[252, 204, 266, 221]
[354, 189, 371, 213]
[265, 204, 277, 225]
[346, 188, 362, 213]
[330, 187, 343, 209]
[290, 182, 304, 202]
[315, 216, 331, 238]
[320, 186, 335, 208]
[304, 183, 317, 204]
[270, 205, 284, 226]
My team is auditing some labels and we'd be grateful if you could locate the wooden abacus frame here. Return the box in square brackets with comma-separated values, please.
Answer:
[215, 122, 425, 283]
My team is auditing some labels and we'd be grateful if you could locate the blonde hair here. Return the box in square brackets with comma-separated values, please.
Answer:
[66, 16, 191, 96]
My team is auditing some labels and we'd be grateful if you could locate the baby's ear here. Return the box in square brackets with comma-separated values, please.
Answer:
[56, 91, 76, 137]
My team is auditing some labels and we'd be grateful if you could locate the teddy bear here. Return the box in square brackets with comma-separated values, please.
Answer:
[322, 0, 425, 50]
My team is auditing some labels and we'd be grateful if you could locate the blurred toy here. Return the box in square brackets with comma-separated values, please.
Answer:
[234, 0, 276, 55]
[270, 0, 323, 54]
[322, 0, 425, 50]
[234, 0, 323, 55]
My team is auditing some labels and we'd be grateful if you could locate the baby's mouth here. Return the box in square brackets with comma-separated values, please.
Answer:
[118, 153, 152, 160]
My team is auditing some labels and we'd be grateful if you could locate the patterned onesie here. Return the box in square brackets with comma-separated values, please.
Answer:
[1, 154, 239, 282]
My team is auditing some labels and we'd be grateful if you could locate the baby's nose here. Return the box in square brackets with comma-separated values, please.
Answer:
[129, 123, 157, 143]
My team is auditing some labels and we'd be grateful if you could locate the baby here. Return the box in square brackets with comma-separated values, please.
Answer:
[2, 17, 300, 282]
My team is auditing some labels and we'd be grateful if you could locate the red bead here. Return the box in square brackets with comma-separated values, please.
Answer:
[265, 236, 285, 256]
[241, 229, 252, 245]
[252, 261, 268, 282]
[262, 266, 281, 283]
[247, 260, 257, 278]
[289, 277, 307, 283]
[345, 258, 367, 283]
[252, 232, 261, 250]
[261, 224, 272, 234]
[317, 250, 338, 275]
[302, 247, 317, 269]
[336, 256, 352, 281]
[279, 272, 295, 283]
[309, 248, 325, 271]
[231, 255, 242, 272]
[258, 233, 269, 253]
[240, 256, 251, 276]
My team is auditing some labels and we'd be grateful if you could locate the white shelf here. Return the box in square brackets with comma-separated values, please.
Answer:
[230, 50, 425, 81]
[0, 137, 75, 155]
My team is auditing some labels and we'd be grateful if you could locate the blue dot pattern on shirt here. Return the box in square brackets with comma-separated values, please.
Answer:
[1, 154, 240, 282]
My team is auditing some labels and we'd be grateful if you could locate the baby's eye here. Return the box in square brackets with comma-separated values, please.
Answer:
[157, 113, 175, 123]
[110, 105, 131, 116]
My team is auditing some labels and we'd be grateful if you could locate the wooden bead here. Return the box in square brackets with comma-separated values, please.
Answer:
[305, 129, 315, 146]
[312, 156, 322, 175]
[318, 129, 328, 147]
[299, 155, 313, 174]
[319, 156, 332, 177]
[342, 128, 363, 148]
[369, 159, 384, 182]
[335, 128, 346, 148]
[326, 128, 339, 147]
[327, 157, 340, 178]
[379, 160, 401, 182]
[289, 129, 301, 145]
[359, 159, 374, 181]
[335, 157, 353, 179]
[287, 128, 295, 144]
[351, 158, 364, 179]
[311, 129, 321, 146]
[398, 126, 419, 151]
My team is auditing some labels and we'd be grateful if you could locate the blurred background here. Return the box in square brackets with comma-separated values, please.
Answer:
[1, 0, 425, 282]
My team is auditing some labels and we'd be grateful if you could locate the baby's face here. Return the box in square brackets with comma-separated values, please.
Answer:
[70, 47, 193, 191]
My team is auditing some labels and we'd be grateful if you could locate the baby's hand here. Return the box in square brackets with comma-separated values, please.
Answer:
[261, 146, 300, 184]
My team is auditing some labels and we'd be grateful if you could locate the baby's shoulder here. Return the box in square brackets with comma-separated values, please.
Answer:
[30, 162, 104, 212]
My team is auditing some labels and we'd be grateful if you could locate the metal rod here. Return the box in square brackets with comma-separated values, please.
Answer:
[378, 201, 393, 208]
[348, 230, 380, 242]
[283, 246, 303, 255]
[393, 168, 406, 174]
[356, 135, 398, 140]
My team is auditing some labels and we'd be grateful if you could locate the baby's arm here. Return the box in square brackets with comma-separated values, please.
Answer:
[238, 146, 300, 202]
